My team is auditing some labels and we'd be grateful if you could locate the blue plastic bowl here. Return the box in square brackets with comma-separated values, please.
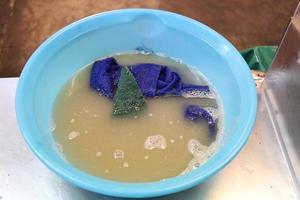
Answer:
[15, 9, 257, 198]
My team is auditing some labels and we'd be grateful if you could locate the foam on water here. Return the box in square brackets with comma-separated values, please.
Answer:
[181, 139, 218, 175]
[187, 139, 208, 158]
[113, 149, 125, 159]
[68, 131, 80, 140]
[181, 89, 215, 99]
[144, 135, 167, 150]
[96, 151, 102, 157]
[123, 162, 129, 168]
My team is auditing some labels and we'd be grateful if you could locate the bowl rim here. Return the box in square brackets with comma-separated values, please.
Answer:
[15, 8, 257, 198]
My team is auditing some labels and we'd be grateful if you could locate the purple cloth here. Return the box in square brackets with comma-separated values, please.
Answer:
[130, 64, 182, 97]
[129, 64, 161, 97]
[90, 57, 210, 99]
[130, 63, 210, 97]
[184, 105, 217, 136]
[90, 57, 121, 99]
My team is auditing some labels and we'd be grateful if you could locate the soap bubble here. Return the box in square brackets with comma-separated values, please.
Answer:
[181, 89, 214, 99]
[68, 131, 80, 140]
[114, 149, 124, 159]
[144, 135, 167, 150]
[187, 139, 208, 158]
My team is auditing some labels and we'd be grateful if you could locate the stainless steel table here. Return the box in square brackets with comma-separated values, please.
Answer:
[0, 77, 299, 200]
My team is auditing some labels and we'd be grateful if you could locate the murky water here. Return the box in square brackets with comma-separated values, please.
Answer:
[52, 53, 222, 182]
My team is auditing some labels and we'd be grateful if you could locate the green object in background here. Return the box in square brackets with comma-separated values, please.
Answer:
[240, 46, 277, 72]
[112, 66, 146, 116]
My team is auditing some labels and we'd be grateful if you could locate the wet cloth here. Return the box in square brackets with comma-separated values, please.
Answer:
[130, 64, 210, 98]
[90, 57, 210, 99]
[90, 57, 121, 99]
[184, 105, 217, 137]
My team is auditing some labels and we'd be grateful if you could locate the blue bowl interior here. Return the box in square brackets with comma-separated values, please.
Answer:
[16, 9, 257, 198]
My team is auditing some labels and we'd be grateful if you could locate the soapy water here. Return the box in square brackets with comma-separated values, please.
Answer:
[52, 51, 224, 181]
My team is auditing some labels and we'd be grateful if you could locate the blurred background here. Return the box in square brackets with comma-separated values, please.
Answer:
[0, 0, 298, 77]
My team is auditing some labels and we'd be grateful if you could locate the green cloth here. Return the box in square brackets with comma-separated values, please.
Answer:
[112, 67, 146, 116]
[240, 46, 277, 72]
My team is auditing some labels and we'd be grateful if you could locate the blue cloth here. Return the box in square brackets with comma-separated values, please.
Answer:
[130, 64, 182, 97]
[90, 57, 121, 99]
[184, 105, 217, 136]
[90, 57, 210, 99]
[130, 63, 210, 97]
